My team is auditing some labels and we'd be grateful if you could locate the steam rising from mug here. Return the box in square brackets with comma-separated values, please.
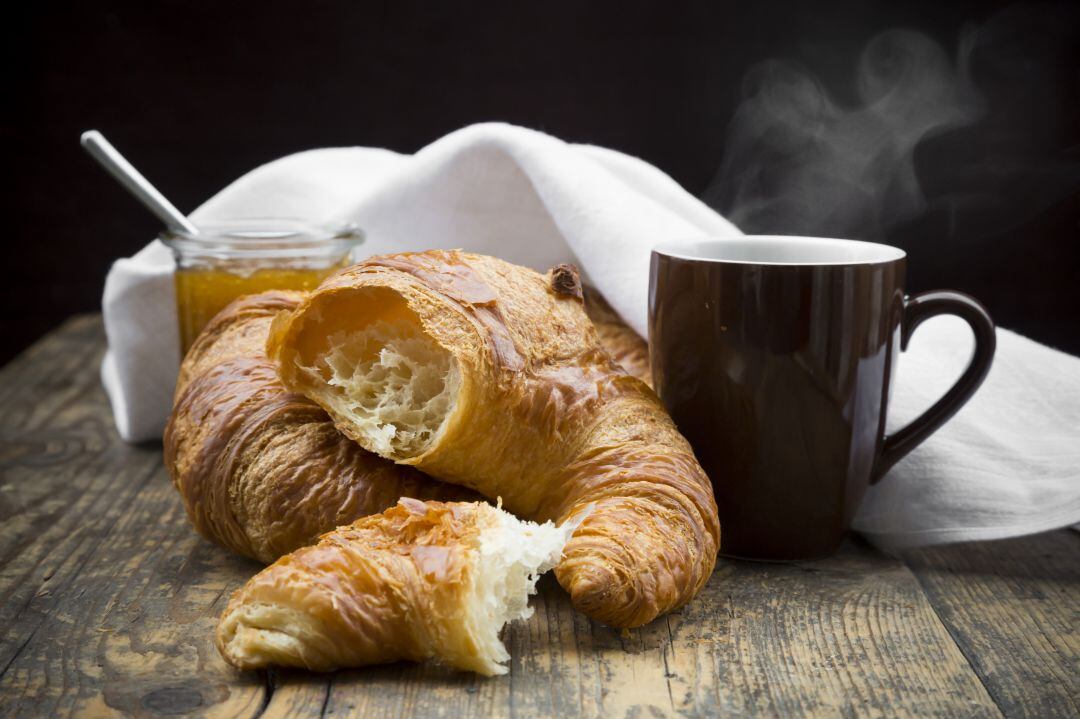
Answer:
[705, 29, 985, 239]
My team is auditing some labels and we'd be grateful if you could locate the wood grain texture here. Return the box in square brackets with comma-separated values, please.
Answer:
[263, 543, 1003, 718]
[906, 532, 1080, 718]
[0, 315, 1076, 718]
[0, 316, 264, 718]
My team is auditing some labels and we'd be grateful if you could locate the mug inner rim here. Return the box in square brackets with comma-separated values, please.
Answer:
[655, 235, 906, 266]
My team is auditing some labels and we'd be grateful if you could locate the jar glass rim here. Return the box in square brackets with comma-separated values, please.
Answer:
[160, 217, 364, 260]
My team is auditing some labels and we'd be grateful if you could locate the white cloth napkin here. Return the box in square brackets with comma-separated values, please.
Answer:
[101, 122, 1080, 550]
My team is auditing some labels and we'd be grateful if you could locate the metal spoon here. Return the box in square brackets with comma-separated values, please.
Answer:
[80, 130, 199, 235]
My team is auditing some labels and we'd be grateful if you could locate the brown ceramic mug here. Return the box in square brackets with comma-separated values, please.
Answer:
[649, 236, 996, 561]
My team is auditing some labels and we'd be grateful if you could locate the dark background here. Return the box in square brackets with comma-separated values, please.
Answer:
[3, 0, 1078, 366]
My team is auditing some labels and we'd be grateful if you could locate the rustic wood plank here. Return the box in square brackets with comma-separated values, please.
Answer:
[0, 316, 267, 717]
[270, 539, 998, 718]
[906, 531, 1080, 718]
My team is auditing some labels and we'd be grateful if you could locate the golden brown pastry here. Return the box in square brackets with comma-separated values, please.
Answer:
[164, 290, 470, 564]
[582, 285, 652, 387]
[217, 498, 579, 675]
[267, 251, 720, 628]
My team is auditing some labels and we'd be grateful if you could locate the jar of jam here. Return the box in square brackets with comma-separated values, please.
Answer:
[162, 218, 363, 354]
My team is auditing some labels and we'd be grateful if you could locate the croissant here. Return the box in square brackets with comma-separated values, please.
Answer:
[217, 498, 578, 675]
[582, 286, 652, 388]
[163, 290, 470, 564]
[267, 251, 720, 628]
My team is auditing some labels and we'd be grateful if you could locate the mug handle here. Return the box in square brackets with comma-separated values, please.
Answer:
[873, 290, 996, 482]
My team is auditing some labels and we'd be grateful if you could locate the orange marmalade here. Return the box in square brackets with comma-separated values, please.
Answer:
[162, 220, 363, 355]
[174, 262, 349, 353]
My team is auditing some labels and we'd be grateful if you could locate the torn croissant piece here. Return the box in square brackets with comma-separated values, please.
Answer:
[163, 290, 472, 564]
[267, 251, 720, 628]
[217, 499, 578, 675]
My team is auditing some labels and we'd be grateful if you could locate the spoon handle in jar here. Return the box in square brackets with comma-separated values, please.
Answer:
[80, 130, 200, 236]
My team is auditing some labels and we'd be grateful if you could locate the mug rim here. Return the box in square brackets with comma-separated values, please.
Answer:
[654, 235, 906, 267]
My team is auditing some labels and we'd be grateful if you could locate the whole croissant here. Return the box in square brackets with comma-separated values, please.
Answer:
[217, 499, 577, 675]
[163, 290, 470, 564]
[268, 251, 720, 628]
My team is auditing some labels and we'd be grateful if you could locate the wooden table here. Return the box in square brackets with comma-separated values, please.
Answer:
[1, 316, 1077, 718]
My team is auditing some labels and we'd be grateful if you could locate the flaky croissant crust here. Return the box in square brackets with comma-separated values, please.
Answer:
[582, 286, 652, 388]
[164, 291, 469, 564]
[269, 251, 720, 627]
[218, 499, 482, 673]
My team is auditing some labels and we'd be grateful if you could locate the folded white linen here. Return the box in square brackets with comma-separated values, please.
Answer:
[101, 122, 1079, 549]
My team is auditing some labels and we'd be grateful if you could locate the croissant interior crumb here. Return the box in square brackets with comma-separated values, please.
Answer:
[319, 320, 459, 457]
[294, 288, 460, 459]
[462, 509, 575, 674]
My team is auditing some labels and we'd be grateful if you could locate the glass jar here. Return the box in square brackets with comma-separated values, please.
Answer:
[161, 218, 363, 354]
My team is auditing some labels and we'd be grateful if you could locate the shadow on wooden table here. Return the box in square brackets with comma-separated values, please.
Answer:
[906, 531, 1080, 581]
